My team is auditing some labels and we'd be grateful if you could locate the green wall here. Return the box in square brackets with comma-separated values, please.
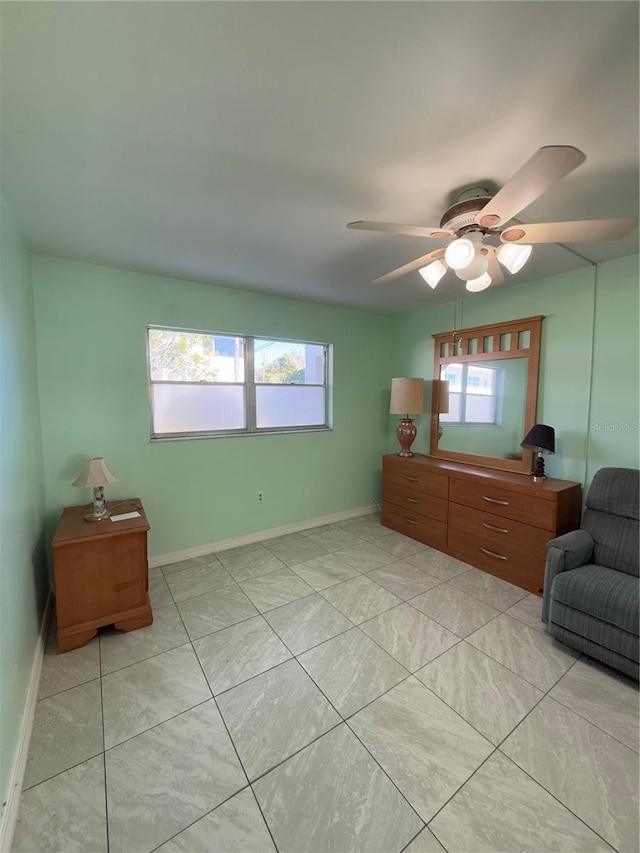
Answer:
[389, 255, 640, 487]
[586, 255, 640, 482]
[0, 198, 47, 817]
[31, 256, 393, 557]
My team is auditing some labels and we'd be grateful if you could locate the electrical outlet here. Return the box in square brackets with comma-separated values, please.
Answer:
[257, 491, 264, 503]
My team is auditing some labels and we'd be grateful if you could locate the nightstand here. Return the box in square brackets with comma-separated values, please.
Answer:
[52, 497, 153, 652]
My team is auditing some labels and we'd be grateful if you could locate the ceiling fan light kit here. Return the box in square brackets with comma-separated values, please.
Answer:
[465, 272, 492, 293]
[497, 242, 533, 274]
[444, 237, 476, 270]
[455, 252, 489, 282]
[348, 145, 637, 294]
[419, 259, 447, 289]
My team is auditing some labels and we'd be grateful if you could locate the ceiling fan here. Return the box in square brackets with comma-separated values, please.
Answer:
[347, 146, 637, 292]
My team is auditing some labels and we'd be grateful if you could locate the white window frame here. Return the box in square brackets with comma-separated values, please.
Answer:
[440, 363, 500, 426]
[147, 326, 331, 440]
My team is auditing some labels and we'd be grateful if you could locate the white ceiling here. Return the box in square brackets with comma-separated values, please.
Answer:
[1, 1, 638, 313]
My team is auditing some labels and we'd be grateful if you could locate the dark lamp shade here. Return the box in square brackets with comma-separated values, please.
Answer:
[521, 424, 555, 454]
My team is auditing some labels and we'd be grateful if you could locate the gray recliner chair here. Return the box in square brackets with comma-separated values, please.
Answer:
[542, 467, 639, 680]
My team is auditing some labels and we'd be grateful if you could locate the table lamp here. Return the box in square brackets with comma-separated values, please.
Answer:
[521, 424, 555, 482]
[72, 457, 119, 521]
[390, 377, 425, 457]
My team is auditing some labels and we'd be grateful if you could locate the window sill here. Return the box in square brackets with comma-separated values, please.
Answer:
[150, 426, 333, 442]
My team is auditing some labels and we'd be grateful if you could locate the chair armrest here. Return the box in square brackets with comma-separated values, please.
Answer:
[541, 529, 594, 623]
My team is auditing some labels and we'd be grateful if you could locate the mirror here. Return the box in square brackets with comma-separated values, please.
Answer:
[430, 316, 544, 474]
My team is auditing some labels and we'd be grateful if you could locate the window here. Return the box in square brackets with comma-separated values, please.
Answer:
[440, 364, 500, 425]
[147, 327, 330, 439]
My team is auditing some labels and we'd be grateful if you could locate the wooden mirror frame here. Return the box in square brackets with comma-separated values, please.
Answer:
[430, 315, 544, 474]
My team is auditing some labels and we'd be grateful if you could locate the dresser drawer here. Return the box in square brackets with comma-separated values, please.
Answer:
[449, 503, 550, 562]
[449, 477, 555, 529]
[383, 458, 448, 499]
[382, 501, 447, 550]
[383, 482, 447, 523]
[448, 527, 546, 593]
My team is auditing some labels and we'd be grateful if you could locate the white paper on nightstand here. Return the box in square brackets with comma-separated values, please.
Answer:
[110, 511, 141, 522]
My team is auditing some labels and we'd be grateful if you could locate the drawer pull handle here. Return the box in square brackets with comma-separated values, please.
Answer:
[404, 476, 419, 483]
[482, 522, 508, 534]
[403, 496, 419, 504]
[404, 517, 419, 526]
[481, 547, 507, 561]
[482, 495, 510, 506]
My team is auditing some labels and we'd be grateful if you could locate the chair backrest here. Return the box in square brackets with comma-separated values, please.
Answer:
[582, 467, 639, 576]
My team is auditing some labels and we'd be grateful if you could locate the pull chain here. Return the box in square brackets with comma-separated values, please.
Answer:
[452, 301, 463, 356]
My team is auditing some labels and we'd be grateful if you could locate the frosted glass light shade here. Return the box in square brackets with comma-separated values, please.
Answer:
[465, 272, 492, 292]
[419, 259, 447, 289]
[455, 253, 489, 282]
[72, 457, 118, 488]
[497, 242, 532, 274]
[444, 238, 475, 271]
[390, 377, 424, 414]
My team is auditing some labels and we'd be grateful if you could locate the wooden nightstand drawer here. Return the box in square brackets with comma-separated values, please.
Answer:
[382, 500, 447, 549]
[449, 477, 555, 529]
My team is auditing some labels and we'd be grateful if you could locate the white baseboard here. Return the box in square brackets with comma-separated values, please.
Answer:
[0, 587, 52, 853]
[149, 504, 379, 569]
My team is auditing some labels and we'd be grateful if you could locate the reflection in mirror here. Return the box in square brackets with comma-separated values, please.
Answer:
[437, 358, 528, 460]
[430, 315, 544, 474]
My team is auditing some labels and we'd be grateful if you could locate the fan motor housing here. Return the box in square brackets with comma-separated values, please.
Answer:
[440, 196, 493, 234]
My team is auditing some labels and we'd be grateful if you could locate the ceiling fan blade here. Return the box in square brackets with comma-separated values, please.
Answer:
[501, 217, 637, 244]
[475, 146, 586, 229]
[347, 221, 453, 239]
[372, 249, 446, 284]
[484, 248, 505, 286]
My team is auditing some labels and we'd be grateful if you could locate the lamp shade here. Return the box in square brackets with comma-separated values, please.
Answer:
[521, 424, 555, 454]
[437, 379, 450, 415]
[390, 378, 424, 415]
[72, 457, 119, 488]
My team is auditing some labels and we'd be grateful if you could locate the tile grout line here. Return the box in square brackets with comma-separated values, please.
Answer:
[493, 749, 619, 852]
[183, 605, 283, 853]
[137, 592, 240, 846]
[411, 643, 568, 832]
[145, 783, 254, 853]
[98, 631, 111, 853]
[206, 607, 427, 839]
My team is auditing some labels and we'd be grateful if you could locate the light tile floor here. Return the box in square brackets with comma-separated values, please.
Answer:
[13, 515, 640, 853]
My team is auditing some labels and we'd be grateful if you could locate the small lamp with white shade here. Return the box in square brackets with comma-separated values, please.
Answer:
[72, 457, 119, 521]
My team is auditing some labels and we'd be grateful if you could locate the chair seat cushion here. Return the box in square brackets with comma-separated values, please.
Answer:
[551, 565, 639, 637]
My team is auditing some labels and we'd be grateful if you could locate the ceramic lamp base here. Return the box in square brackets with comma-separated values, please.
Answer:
[396, 417, 417, 457]
[84, 485, 110, 522]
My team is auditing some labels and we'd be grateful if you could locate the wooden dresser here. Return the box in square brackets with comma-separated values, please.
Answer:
[382, 455, 582, 593]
